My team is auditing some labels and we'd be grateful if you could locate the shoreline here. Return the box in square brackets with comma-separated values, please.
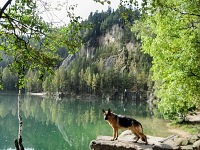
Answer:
[28, 92, 48, 96]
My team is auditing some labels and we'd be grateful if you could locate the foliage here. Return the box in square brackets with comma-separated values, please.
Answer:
[0, 2, 152, 100]
[93, 0, 111, 5]
[81, 6, 140, 46]
[132, 0, 200, 120]
[2, 66, 17, 90]
[0, 0, 84, 89]
[23, 8, 151, 97]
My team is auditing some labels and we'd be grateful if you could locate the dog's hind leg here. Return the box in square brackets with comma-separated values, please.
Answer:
[141, 134, 148, 145]
[137, 132, 148, 145]
[136, 125, 148, 145]
[130, 128, 140, 143]
[131, 126, 148, 145]
[134, 135, 140, 143]
[138, 133, 148, 145]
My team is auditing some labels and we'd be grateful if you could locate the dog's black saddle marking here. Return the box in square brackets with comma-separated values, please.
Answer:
[118, 115, 140, 128]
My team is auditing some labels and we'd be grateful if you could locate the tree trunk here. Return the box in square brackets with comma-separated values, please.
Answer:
[14, 89, 24, 150]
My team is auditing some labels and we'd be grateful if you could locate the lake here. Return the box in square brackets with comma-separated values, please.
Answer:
[0, 93, 172, 150]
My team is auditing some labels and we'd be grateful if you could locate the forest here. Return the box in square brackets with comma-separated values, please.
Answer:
[0, 0, 199, 122]
[0, 7, 152, 99]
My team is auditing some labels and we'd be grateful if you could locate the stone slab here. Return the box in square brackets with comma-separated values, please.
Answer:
[90, 130, 200, 150]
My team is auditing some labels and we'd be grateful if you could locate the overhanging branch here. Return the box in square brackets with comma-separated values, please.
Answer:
[157, 1, 200, 17]
[0, 0, 12, 18]
[2, 12, 47, 36]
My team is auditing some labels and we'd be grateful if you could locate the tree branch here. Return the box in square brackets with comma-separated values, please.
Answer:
[3, 13, 28, 48]
[2, 12, 46, 36]
[157, 1, 200, 17]
[0, 0, 12, 18]
[188, 69, 200, 79]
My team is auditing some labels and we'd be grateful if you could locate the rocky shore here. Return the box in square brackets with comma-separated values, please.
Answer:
[90, 130, 200, 150]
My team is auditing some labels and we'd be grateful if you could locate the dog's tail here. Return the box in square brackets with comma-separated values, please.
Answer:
[137, 122, 143, 133]
[139, 122, 144, 133]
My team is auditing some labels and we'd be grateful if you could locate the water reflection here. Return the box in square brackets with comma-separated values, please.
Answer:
[0, 93, 171, 150]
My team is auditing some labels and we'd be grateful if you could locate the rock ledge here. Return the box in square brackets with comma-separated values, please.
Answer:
[90, 130, 200, 150]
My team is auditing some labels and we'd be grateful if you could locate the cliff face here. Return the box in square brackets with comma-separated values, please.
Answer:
[60, 24, 152, 97]
[99, 25, 123, 46]
[61, 54, 76, 69]
[62, 25, 142, 75]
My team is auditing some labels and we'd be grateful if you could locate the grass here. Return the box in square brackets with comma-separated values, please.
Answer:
[170, 121, 200, 135]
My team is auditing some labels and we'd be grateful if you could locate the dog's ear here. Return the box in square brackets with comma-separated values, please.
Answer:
[102, 109, 105, 113]
[108, 108, 111, 114]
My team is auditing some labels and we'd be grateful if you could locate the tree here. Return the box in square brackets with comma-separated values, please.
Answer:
[53, 69, 61, 92]
[133, 0, 200, 121]
[25, 69, 34, 92]
[42, 76, 53, 93]
[2, 67, 12, 90]
[79, 68, 85, 93]
[32, 71, 42, 92]
[0, 0, 84, 89]
[0, 1, 84, 148]
[59, 67, 67, 92]
[0, 67, 2, 89]
[84, 67, 92, 93]
[92, 73, 99, 94]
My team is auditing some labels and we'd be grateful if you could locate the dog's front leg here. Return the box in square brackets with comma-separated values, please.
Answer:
[111, 127, 118, 141]
[115, 128, 118, 140]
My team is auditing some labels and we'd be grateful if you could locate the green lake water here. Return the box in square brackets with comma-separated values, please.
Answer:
[0, 93, 172, 150]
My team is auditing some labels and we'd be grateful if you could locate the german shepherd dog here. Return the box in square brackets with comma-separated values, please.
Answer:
[102, 108, 148, 145]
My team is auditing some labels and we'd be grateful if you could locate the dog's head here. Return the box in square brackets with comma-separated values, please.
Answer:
[102, 108, 112, 120]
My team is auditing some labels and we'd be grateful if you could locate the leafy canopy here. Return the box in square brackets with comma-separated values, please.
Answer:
[0, 0, 84, 88]
[132, 0, 200, 120]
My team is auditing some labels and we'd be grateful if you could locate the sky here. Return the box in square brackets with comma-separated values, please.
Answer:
[67, 0, 120, 19]
[40, 0, 121, 25]
[0, 0, 120, 25]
